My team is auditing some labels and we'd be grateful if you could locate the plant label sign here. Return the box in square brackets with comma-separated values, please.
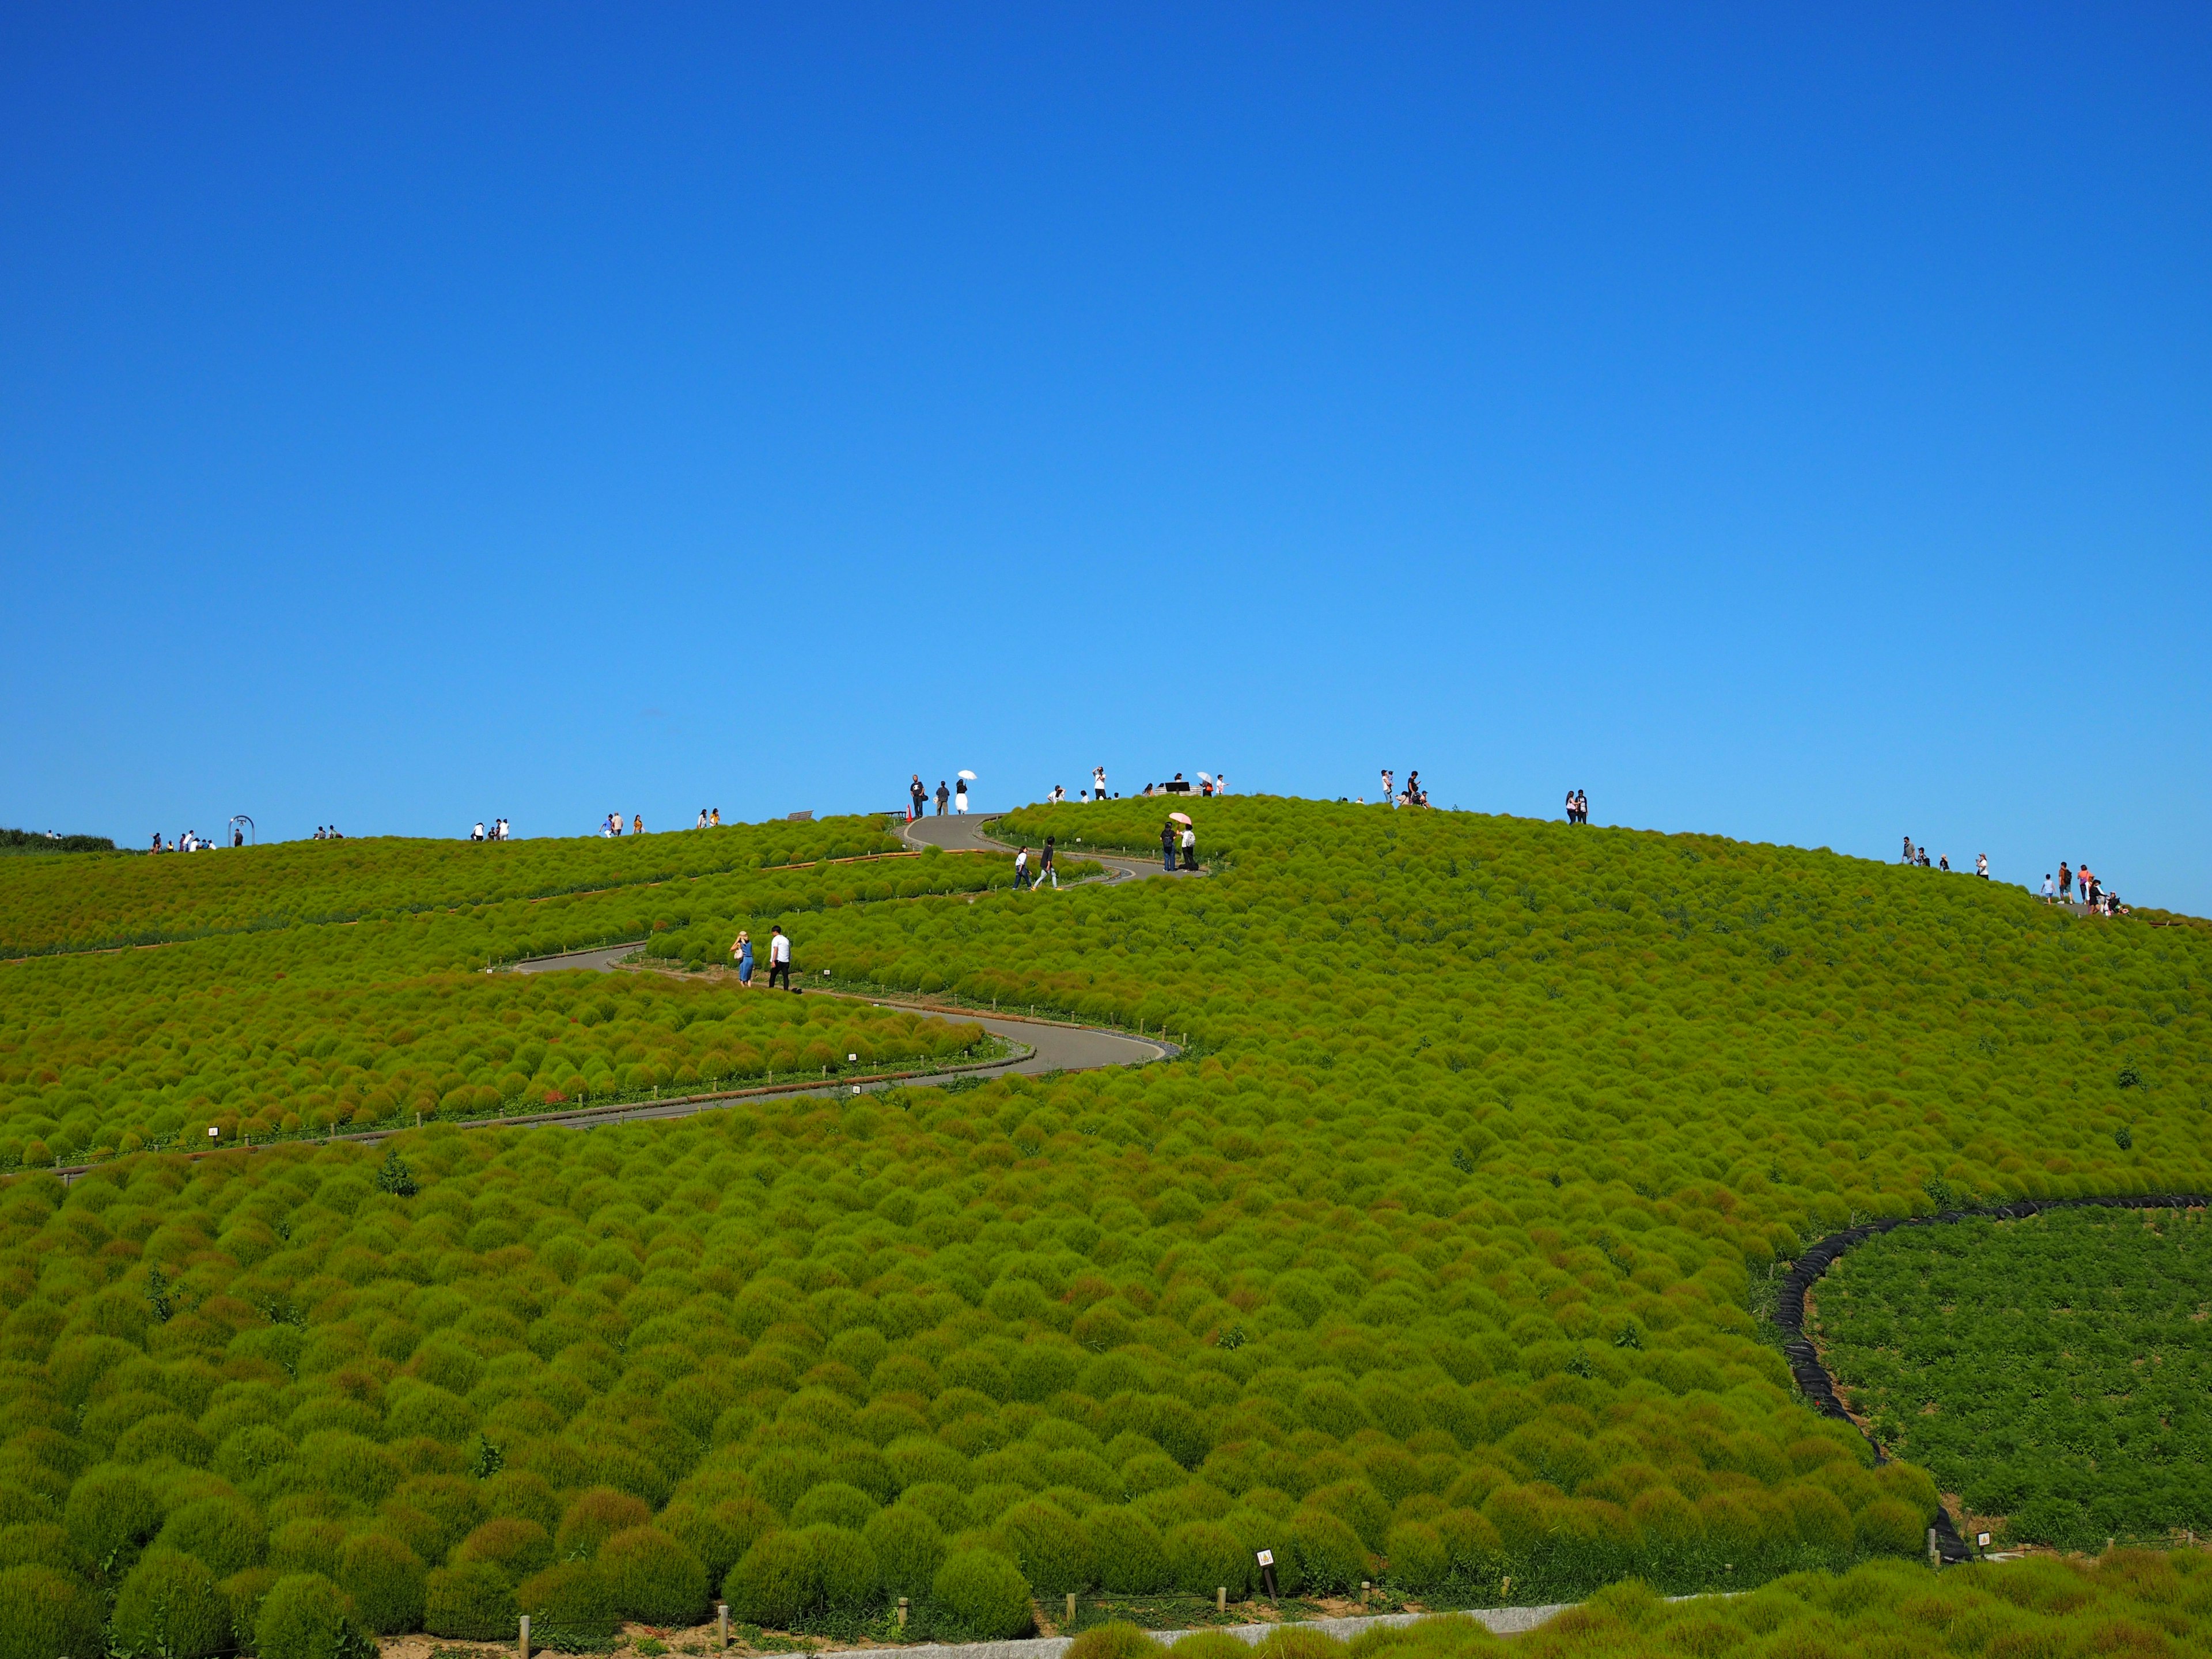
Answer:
[1256, 1550, 1278, 1599]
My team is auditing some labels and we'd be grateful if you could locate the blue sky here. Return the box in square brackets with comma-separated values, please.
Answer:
[4, 6, 2207, 909]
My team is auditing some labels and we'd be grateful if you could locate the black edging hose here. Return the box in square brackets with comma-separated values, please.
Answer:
[1774, 1191, 2212, 1565]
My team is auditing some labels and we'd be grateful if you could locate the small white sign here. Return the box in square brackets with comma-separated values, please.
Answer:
[1255, 1550, 1274, 1567]
[207, 1126, 219, 1137]
[1977, 1532, 1991, 1548]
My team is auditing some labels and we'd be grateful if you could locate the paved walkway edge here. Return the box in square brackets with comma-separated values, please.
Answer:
[813, 1607, 1573, 1659]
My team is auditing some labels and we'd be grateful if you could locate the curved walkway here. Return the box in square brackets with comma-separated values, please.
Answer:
[1775, 1190, 2211, 1565]
[900, 808, 1203, 881]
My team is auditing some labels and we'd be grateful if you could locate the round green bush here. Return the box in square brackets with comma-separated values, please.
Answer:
[1855, 1498, 1926, 1557]
[1085, 1505, 1169, 1593]
[863, 1504, 946, 1600]
[931, 1547, 1033, 1641]
[727, 1529, 809, 1628]
[1304, 1480, 1390, 1551]
[218, 1566, 278, 1649]
[483, 1469, 562, 1535]
[338, 1531, 426, 1635]
[269, 1518, 346, 1580]
[899, 1482, 973, 1533]
[1066, 1623, 1167, 1659]
[0, 1522, 75, 1571]
[157, 1494, 266, 1578]
[554, 1487, 651, 1559]
[664, 1495, 779, 1585]
[598, 1525, 709, 1624]
[456, 1516, 553, 1580]
[297, 1431, 403, 1506]
[1166, 1634, 1256, 1659]
[997, 1499, 1092, 1597]
[800, 1523, 879, 1612]
[1383, 1520, 1447, 1590]
[1286, 1510, 1367, 1594]
[112, 1548, 230, 1658]
[62, 1462, 161, 1563]
[0, 1563, 103, 1659]
[253, 1573, 362, 1659]
[1166, 1520, 1248, 1597]
[791, 1480, 880, 1531]
[518, 1560, 618, 1644]
[424, 1559, 518, 1639]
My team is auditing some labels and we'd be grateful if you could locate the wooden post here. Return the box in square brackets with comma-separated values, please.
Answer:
[1928, 1528, 1940, 1567]
[519, 1614, 530, 1659]
[718, 1604, 729, 1650]
[897, 1597, 910, 1630]
[1216, 1587, 1226, 1615]
[1066, 1592, 1077, 1627]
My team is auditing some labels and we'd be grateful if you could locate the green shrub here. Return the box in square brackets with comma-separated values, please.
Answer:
[931, 1546, 1033, 1641]
[1287, 1510, 1367, 1594]
[1085, 1505, 1169, 1593]
[157, 1494, 266, 1578]
[664, 1495, 779, 1585]
[338, 1531, 425, 1635]
[598, 1525, 708, 1624]
[998, 1498, 1092, 1596]
[61, 1461, 160, 1565]
[1067, 1623, 1168, 1659]
[0, 1563, 104, 1659]
[1855, 1498, 1926, 1556]
[554, 1487, 650, 1559]
[269, 1518, 346, 1580]
[112, 1549, 231, 1659]
[219, 1566, 279, 1649]
[518, 1560, 619, 1645]
[1166, 1519, 1248, 1597]
[1384, 1520, 1448, 1589]
[791, 1480, 878, 1531]
[424, 1558, 518, 1639]
[253, 1572, 364, 1659]
[483, 1469, 562, 1535]
[864, 1504, 946, 1600]
[0, 1522, 75, 1571]
[726, 1529, 810, 1628]
[456, 1516, 552, 1580]
[1167, 1634, 1256, 1659]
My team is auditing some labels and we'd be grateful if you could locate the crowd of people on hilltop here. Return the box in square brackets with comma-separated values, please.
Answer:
[470, 820, 511, 842]
[1903, 835, 2131, 916]
[151, 830, 219, 852]
[1372, 769, 1428, 808]
[692, 808, 723, 828]
[600, 813, 646, 837]
[910, 776, 966, 817]
[2043, 860, 2128, 916]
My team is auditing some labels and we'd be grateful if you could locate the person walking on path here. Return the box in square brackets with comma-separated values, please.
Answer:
[954, 778, 969, 814]
[2041, 873, 2056, 904]
[1382, 769, 1395, 808]
[732, 930, 754, 986]
[911, 775, 927, 820]
[2059, 862, 2072, 901]
[1014, 846, 1031, 890]
[1038, 835, 1058, 890]
[1976, 853, 1990, 879]
[1093, 766, 1107, 801]
[633, 814, 644, 836]
[935, 780, 949, 816]
[1180, 821, 1196, 870]
[767, 925, 793, 991]
[1161, 820, 1178, 871]
[1575, 789, 1587, 823]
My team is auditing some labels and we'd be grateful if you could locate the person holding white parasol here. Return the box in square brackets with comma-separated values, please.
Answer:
[955, 770, 974, 813]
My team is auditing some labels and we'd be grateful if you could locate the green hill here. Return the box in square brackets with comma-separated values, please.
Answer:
[0, 797, 2205, 1653]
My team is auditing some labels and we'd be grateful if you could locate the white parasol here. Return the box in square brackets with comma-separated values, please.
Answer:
[1169, 811, 1192, 825]
[1198, 772, 1213, 783]
[957, 770, 976, 781]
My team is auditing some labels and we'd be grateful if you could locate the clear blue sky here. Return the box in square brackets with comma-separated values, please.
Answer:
[4, 6, 2207, 909]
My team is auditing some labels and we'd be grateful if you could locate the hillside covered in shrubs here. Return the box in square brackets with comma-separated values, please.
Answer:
[0, 797, 2206, 1657]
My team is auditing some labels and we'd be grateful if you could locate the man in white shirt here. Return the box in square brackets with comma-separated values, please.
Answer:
[767, 925, 793, 992]
[473, 823, 485, 842]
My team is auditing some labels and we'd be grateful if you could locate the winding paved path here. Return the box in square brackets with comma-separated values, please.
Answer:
[901, 806, 1202, 881]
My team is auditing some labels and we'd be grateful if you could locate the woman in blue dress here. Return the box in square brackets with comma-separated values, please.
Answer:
[732, 930, 754, 986]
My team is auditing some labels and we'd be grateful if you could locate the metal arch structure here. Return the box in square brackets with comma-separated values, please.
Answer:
[228, 815, 256, 847]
